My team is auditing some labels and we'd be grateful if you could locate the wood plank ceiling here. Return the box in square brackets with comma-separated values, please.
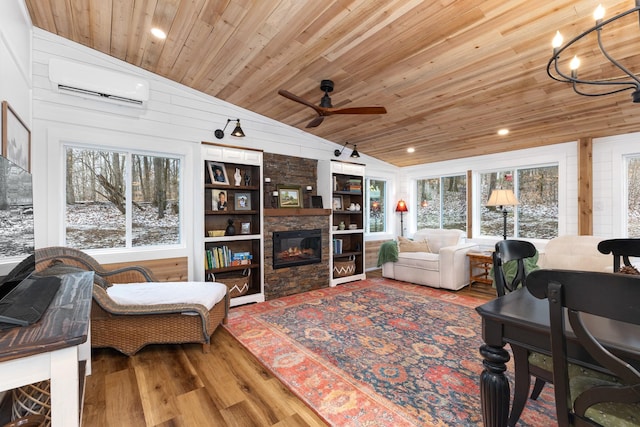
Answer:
[25, 0, 640, 167]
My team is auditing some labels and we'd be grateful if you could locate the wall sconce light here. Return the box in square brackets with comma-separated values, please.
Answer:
[215, 119, 245, 139]
[395, 199, 408, 237]
[334, 142, 360, 158]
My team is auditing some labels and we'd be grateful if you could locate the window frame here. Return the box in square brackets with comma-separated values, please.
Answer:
[64, 144, 184, 250]
[475, 162, 559, 240]
[366, 178, 387, 234]
[41, 128, 192, 259]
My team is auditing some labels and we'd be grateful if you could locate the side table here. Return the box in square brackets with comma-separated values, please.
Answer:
[467, 251, 494, 287]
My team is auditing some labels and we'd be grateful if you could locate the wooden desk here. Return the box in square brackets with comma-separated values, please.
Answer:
[467, 251, 493, 286]
[476, 288, 640, 427]
[0, 271, 93, 427]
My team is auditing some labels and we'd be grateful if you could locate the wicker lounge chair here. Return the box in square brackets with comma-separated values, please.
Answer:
[32, 246, 229, 356]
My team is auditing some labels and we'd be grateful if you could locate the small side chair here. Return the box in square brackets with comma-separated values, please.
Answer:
[493, 240, 550, 426]
[597, 238, 640, 273]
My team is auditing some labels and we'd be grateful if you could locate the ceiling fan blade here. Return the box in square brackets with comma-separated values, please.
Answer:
[306, 116, 325, 128]
[278, 89, 325, 114]
[326, 106, 387, 115]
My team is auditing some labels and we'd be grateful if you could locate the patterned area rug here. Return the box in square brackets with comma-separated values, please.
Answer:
[225, 278, 557, 426]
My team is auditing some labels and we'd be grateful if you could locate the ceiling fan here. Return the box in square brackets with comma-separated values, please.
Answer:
[278, 79, 387, 128]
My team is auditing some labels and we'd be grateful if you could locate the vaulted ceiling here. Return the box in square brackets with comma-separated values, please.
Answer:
[25, 0, 640, 167]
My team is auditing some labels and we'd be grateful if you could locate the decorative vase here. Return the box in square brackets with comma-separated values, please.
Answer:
[339, 221, 346, 230]
[225, 218, 236, 236]
[234, 168, 241, 186]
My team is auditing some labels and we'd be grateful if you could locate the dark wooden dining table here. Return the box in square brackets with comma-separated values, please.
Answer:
[476, 287, 640, 427]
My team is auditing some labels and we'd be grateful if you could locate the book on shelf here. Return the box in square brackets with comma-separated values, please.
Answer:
[333, 238, 343, 255]
[205, 246, 252, 269]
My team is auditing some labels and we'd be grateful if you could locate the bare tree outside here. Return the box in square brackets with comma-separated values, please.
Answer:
[417, 175, 467, 231]
[480, 166, 558, 239]
[66, 147, 180, 249]
[0, 157, 33, 257]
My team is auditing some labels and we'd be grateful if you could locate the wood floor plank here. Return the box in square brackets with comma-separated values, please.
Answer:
[175, 387, 227, 426]
[104, 368, 146, 427]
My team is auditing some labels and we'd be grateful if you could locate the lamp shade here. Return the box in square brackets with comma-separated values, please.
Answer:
[486, 189, 519, 207]
[395, 199, 408, 212]
[230, 119, 245, 137]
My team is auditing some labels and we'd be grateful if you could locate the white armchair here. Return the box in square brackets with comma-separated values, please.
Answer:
[381, 228, 478, 290]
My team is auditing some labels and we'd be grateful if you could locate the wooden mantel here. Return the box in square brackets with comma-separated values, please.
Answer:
[264, 208, 331, 217]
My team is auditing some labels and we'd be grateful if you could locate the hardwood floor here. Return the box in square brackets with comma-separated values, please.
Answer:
[82, 273, 494, 427]
[82, 329, 328, 427]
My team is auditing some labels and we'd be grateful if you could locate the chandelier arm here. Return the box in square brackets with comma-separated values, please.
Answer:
[571, 81, 635, 97]
[596, 28, 640, 86]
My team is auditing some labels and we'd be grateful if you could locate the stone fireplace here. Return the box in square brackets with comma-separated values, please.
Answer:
[264, 210, 331, 300]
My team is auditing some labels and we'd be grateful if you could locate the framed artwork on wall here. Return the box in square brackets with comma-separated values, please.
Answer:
[1, 101, 31, 172]
[277, 185, 301, 208]
[207, 161, 228, 185]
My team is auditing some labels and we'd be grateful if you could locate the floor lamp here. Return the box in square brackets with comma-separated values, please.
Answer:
[486, 189, 519, 240]
[396, 199, 408, 237]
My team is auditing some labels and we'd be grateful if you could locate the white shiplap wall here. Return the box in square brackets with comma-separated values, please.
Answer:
[30, 28, 399, 278]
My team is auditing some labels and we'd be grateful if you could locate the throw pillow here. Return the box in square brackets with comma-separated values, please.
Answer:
[398, 236, 431, 253]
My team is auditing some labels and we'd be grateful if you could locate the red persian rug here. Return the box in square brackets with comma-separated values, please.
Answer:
[225, 277, 557, 426]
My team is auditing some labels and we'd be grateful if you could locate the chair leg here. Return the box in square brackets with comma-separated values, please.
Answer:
[530, 377, 546, 400]
[508, 345, 531, 427]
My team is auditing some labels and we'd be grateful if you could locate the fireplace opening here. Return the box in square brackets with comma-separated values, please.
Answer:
[273, 229, 321, 269]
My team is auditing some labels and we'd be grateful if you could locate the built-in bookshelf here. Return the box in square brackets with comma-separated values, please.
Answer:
[319, 160, 366, 286]
[198, 142, 264, 306]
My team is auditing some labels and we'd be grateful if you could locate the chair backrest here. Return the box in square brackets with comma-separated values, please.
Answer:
[492, 240, 537, 296]
[526, 269, 640, 427]
[597, 238, 640, 272]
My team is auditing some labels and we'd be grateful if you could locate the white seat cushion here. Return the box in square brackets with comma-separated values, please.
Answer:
[107, 281, 227, 310]
[396, 252, 440, 271]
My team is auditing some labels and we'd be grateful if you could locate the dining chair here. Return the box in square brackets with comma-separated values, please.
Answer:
[526, 269, 640, 427]
[492, 240, 551, 426]
[597, 238, 640, 273]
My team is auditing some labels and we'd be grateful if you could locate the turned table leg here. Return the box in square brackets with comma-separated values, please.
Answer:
[479, 343, 511, 427]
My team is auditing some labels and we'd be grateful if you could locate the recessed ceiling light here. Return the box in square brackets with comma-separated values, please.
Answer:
[407, 147, 415, 153]
[151, 28, 167, 39]
[497, 128, 509, 136]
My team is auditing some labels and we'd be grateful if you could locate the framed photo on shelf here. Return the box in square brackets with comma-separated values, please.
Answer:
[1, 101, 31, 172]
[212, 189, 228, 211]
[332, 195, 343, 211]
[207, 161, 228, 185]
[240, 222, 251, 234]
[277, 185, 301, 208]
[235, 192, 251, 210]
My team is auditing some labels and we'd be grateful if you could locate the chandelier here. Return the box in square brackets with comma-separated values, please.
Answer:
[547, 1, 640, 102]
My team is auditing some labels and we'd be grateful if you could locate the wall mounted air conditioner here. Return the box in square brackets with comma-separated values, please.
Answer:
[48, 58, 149, 107]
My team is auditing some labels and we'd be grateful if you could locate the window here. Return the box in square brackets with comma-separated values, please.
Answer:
[628, 156, 640, 237]
[65, 147, 181, 249]
[416, 175, 467, 231]
[480, 165, 558, 239]
[367, 179, 386, 233]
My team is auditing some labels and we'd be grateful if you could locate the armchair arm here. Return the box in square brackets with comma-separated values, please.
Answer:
[439, 243, 479, 290]
[97, 265, 157, 284]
